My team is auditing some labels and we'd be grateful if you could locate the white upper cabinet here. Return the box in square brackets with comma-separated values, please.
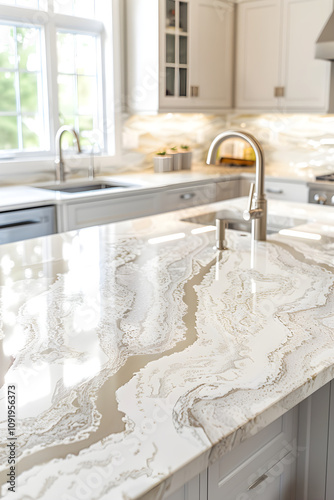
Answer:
[188, 0, 234, 110]
[125, 0, 234, 113]
[235, 0, 333, 112]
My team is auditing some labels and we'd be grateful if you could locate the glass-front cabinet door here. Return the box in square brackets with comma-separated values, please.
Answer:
[163, 0, 189, 101]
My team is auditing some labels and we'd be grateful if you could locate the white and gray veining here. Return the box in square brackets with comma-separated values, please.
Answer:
[1, 199, 334, 500]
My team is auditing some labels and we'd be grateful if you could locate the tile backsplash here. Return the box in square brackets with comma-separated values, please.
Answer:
[122, 112, 334, 174]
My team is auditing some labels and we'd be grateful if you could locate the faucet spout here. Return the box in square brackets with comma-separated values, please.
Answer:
[207, 130, 267, 241]
[55, 126, 81, 183]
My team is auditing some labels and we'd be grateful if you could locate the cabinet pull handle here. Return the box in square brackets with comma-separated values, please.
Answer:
[274, 86, 285, 97]
[0, 219, 41, 230]
[180, 193, 196, 200]
[248, 474, 268, 490]
[191, 86, 199, 97]
[266, 188, 284, 194]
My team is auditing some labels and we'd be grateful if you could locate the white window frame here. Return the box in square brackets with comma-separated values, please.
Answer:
[0, 0, 123, 176]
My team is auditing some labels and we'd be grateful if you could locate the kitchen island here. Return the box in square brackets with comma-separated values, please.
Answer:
[0, 197, 334, 500]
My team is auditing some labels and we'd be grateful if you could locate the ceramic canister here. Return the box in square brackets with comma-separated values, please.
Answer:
[153, 155, 173, 172]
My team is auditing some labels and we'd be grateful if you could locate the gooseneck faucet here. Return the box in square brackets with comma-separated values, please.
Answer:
[206, 130, 267, 242]
[55, 126, 81, 182]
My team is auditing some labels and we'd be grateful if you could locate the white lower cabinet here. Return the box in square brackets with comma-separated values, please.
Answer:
[295, 381, 334, 500]
[56, 180, 235, 232]
[56, 177, 310, 233]
[166, 382, 334, 500]
[240, 177, 309, 203]
[166, 408, 298, 500]
[326, 381, 334, 499]
[166, 472, 207, 500]
[57, 192, 159, 232]
[208, 409, 298, 500]
[265, 181, 309, 203]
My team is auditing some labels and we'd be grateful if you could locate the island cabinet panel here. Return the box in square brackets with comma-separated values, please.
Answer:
[208, 407, 298, 500]
[295, 383, 331, 500]
[326, 381, 334, 499]
[166, 471, 207, 500]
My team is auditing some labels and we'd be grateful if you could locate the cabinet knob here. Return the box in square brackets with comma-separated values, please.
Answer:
[274, 86, 285, 97]
[191, 86, 199, 97]
[314, 193, 327, 205]
[180, 192, 195, 200]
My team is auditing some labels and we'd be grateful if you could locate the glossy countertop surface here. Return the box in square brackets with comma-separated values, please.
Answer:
[1, 198, 334, 499]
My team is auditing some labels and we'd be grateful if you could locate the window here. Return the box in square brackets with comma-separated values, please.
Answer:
[0, 24, 46, 151]
[0, 0, 113, 160]
[57, 31, 102, 150]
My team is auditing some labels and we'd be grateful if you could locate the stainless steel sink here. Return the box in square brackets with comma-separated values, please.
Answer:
[181, 209, 307, 234]
[36, 181, 138, 194]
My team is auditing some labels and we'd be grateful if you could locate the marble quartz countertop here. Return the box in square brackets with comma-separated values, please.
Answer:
[1, 198, 334, 499]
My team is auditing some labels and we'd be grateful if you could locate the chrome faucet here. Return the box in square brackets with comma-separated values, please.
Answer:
[55, 126, 81, 182]
[206, 130, 267, 242]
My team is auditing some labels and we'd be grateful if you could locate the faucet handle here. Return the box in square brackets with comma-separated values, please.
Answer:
[246, 182, 255, 213]
[243, 183, 263, 222]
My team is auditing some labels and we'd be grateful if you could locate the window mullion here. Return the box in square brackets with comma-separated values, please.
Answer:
[44, 16, 60, 157]
[13, 27, 23, 151]
[48, 0, 55, 14]
[74, 34, 79, 133]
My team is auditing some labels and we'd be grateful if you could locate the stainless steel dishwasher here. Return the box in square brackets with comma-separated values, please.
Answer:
[0, 205, 56, 245]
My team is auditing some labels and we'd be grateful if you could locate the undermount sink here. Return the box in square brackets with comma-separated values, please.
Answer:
[36, 181, 138, 194]
[181, 209, 307, 234]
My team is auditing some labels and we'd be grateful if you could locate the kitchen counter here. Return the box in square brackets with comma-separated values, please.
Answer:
[0, 161, 331, 212]
[1, 197, 334, 499]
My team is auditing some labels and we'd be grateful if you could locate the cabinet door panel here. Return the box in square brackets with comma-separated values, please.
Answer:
[326, 381, 334, 500]
[295, 383, 330, 500]
[236, 0, 281, 109]
[211, 451, 296, 500]
[126, 0, 159, 113]
[191, 0, 234, 109]
[265, 180, 309, 202]
[166, 474, 201, 500]
[65, 194, 158, 231]
[281, 0, 332, 111]
[209, 408, 298, 500]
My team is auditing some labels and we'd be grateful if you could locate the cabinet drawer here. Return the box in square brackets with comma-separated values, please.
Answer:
[208, 408, 297, 499]
[64, 194, 158, 231]
[161, 184, 216, 213]
[265, 181, 308, 203]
